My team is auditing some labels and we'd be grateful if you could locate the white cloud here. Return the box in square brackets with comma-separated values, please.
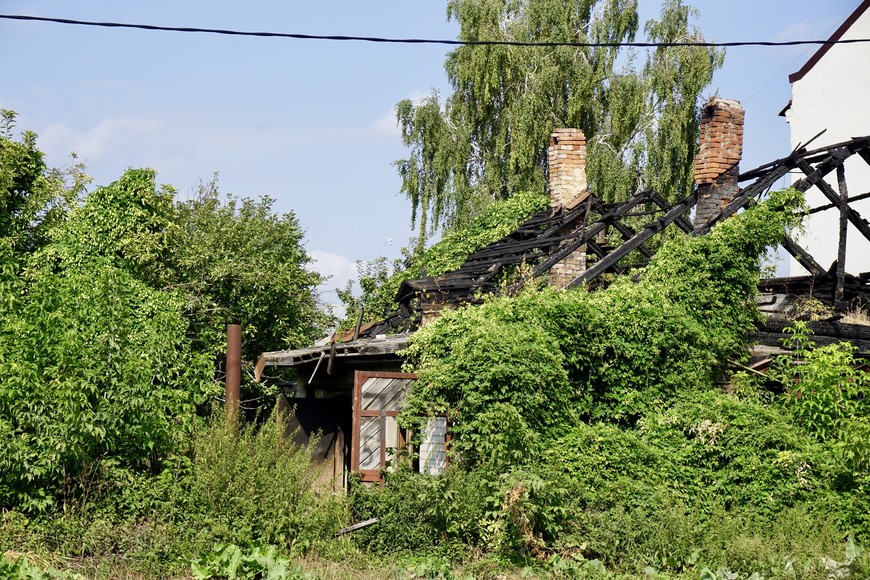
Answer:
[310, 249, 361, 320]
[371, 108, 401, 138]
[38, 116, 162, 164]
[310, 249, 358, 292]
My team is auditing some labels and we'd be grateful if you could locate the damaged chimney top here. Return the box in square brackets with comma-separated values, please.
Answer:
[548, 128, 588, 210]
[694, 97, 744, 225]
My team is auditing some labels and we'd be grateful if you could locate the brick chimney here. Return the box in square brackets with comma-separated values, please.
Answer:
[548, 128, 588, 210]
[694, 97, 744, 225]
[547, 128, 589, 288]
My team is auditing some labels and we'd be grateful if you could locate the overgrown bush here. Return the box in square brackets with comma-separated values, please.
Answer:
[0, 260, 212, 511]
[181, 410, 348, 553]
[351, 468, 491, 556]
[0, 410, 349, 577]
[403, 188, 804, 432]
[348, 188, 870, 572]
[768, 322, 870, 538]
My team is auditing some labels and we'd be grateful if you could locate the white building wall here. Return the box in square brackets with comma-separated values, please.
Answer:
[785, 6, 870, 275]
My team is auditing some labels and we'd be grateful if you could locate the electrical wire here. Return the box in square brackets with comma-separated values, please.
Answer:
[742, 3, 857, 103]
[2, 13, 870, 49]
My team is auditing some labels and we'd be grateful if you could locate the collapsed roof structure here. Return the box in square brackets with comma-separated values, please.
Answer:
[257, 96, 870, 486]
[261, 94, 870, 374]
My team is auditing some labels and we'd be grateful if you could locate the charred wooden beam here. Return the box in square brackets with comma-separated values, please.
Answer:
[591, 198, 655, 258]
[567, 195, 697, 288]
[462, 231, 581, 262]
[762, 319, 870, 342]
[739, 134, 870, 181]
[795, 157, 870, 243]
[807, 190, 870, 214]
[856, 147, 870, 170]
[650, 192, 694, 234]
[780, 234, 825, 277]
[530, 189, 655, 278]
[752, 331, 870, 353]
[836, 164, 848, 304]
[586, 240, 625, 275]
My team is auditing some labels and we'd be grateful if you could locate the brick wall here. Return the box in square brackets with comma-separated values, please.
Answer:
[548, 249, 587, 288]
[694, 97, 744, 225]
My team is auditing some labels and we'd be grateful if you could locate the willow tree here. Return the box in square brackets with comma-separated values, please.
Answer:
[396, 0, 723, 246]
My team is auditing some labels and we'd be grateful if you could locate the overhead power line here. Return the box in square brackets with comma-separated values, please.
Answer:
[2, 13, 870, 49]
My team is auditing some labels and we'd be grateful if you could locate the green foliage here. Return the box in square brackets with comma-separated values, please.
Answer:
[351, 468, 491, 554]
[32, 170, 325, 365]
[355, 188, 870, 571]
[32, 168, 175, 283]
[0, 116, 327, 513]
[0, 110, 87, 256]
[396, 0, 723, 243]
[179, 410, 348, 553]
[640, 390, 826, 516]
[167, 179, 327, 361]
[0, 260, 212, 511]
[339, 190, 548, 326]
[763, 322, 870, 537]
[0, 554, 78, 579]
[402, 297, 573, 457]
[774, 322, 870, 444]
[0, 410, 349, 578]
[403, 188, 803, 439]
[191, 543, 309, 580]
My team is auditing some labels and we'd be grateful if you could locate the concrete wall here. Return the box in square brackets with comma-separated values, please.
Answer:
[784, 5, 870, 274]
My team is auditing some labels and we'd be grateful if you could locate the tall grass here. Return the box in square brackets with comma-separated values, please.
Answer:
[0, 408, 349, 577]
[185, 408, 348, 553]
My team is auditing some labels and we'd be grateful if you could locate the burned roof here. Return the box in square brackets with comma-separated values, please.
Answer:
[368, 134, 870, 336]
[255, 333, 411, 380]
[393, 187, 678, 305]
[263, 134, 870, 367]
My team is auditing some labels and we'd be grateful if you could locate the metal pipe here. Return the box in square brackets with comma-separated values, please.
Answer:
[226, 324, 242, 416]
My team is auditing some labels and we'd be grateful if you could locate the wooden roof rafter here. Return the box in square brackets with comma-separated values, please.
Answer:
[374, 135, 870, 337]
[690, 135, 870, 283]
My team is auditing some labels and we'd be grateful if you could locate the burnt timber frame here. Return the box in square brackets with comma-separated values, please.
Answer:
[364, 135, 870, 337]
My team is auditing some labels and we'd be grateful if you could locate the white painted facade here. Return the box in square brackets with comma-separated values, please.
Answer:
[783, 0, 870, 275]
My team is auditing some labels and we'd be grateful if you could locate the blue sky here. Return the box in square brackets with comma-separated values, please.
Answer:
[0, 1, 861, 307]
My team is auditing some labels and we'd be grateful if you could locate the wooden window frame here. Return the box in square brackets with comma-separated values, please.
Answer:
[351, 371, 416, 485]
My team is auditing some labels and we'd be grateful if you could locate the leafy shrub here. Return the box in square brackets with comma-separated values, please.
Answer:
[774, 322, 870, 445]
[0, 554, 77, 579]
[767, 322, 870, 538]
[179, 410, 349, 554]
[168, 183, 328, 361]
[0, 261, 212, 511]
[191, 543, 310, 580]
[640, 389, 828, 516]
[0, 410, 349, 577]
[351, 468, 491, 555]
[403, 188, 804, 439]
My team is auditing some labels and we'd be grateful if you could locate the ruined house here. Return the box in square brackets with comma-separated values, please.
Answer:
[259, 96, 870, 487]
